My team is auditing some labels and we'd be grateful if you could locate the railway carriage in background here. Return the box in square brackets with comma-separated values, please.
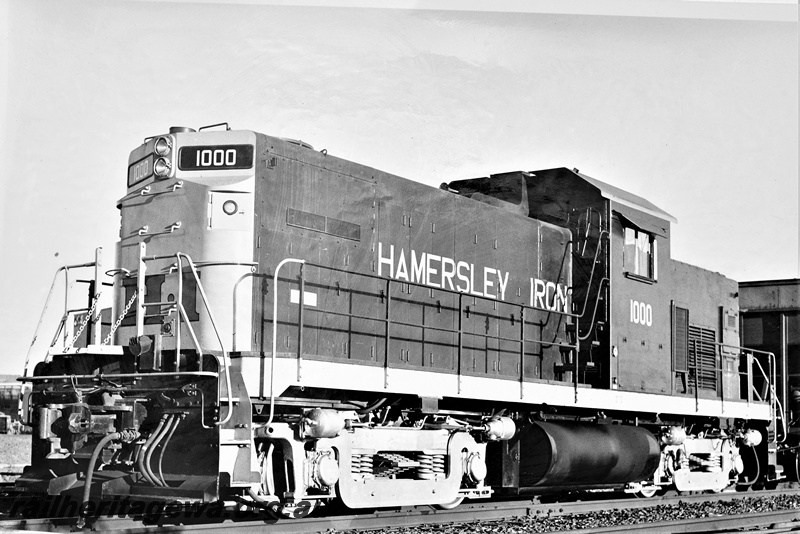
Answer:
[16, 125, 785, 517]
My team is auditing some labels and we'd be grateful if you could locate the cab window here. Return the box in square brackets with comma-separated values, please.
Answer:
[623, 226, 657, 281]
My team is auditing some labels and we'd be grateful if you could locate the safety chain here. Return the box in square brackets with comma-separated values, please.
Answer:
[103, 290, 138, 345]
[66, 293, 101, 348]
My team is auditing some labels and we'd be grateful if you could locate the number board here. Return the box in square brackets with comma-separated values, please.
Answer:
[128, 155, 154, 187]
[178, 144, 255, 171]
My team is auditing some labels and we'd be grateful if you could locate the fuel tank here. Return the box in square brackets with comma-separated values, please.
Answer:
[519, 421, 660, 487]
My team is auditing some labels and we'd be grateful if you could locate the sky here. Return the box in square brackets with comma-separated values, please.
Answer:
[0, 0, 797, 376]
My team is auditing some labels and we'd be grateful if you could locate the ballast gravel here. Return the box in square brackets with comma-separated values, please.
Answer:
[338, 494, 800, 533]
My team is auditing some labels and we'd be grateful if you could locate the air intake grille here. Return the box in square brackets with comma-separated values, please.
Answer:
[689, 325, 717, 391]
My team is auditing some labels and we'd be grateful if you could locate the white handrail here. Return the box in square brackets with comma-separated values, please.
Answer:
[176, 253, 233, 426]
[25, 251, 102, 374]
[267, 258, 305, 426]
[750, 351, 784, 442]
[136, 248, 234, 426]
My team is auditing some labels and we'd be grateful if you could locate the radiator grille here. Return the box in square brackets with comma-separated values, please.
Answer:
[689, 324, 717, 391]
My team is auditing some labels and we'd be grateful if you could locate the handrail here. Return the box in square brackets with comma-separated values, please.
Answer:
[19, 371, 219, 382]
[699, 340, 781, 442]
[296, 260, 579, 319]
[578, 278, 609, 342]
[298, 303, 577, 352]
[776, 394, 788, 443]
[29, 246, 234, 426]
[177, 253, 233, 426]
[574, 230, 609, 321]
[24, 249, 104, 376]
[137, 246, 234, 426]
[270, 258, 581, 397]
[268, 258, 305, 426]
[24, 267, 63, 375]
[749, 351, 785, 442]
[297, 261, 578, 340]
[275, 263, 781, 425]
[135, 251, 208, 358]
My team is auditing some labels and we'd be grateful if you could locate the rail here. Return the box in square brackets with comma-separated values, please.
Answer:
[3, 486, 799, 532]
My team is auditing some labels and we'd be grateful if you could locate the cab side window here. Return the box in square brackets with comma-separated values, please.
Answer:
[623, 226, 657, 281]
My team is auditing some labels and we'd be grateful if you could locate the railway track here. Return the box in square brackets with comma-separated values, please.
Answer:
[559, 510, 800, 533]
[2, 489, 800, 533]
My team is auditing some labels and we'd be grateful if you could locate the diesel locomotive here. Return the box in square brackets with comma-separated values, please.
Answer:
[16, 124, 785, 517]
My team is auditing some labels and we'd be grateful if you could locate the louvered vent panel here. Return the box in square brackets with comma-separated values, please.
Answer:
[689, 325, 717, 391]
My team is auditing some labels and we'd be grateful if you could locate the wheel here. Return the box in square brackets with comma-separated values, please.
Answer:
[250, 441, 319, 519]
[435, 496, 465, 510]
[268, 500, 319, 519]
[256, 441, 276, 497]
[634, 486, 659, 499]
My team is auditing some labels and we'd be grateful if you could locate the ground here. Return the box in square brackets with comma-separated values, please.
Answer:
[0, 434, 30, 482]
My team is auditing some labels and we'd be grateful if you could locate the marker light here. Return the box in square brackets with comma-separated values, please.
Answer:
[154, 136, 172, 156]
[222, 200, 238, 216]
[154, 157, 172, 178]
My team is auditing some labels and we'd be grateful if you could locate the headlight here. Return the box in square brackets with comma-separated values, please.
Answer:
[154, 136, 172, 156]
[154, 157, 172, 178]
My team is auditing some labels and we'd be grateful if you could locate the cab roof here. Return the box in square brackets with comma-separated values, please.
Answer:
[571, 170, 677, 224]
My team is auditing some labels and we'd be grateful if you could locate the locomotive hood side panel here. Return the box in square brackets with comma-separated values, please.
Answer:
[373, 176, 571, 382]
[251, 134, 379, 363]
[667, 260, 741, 400]
[251, 135, 572, 395]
